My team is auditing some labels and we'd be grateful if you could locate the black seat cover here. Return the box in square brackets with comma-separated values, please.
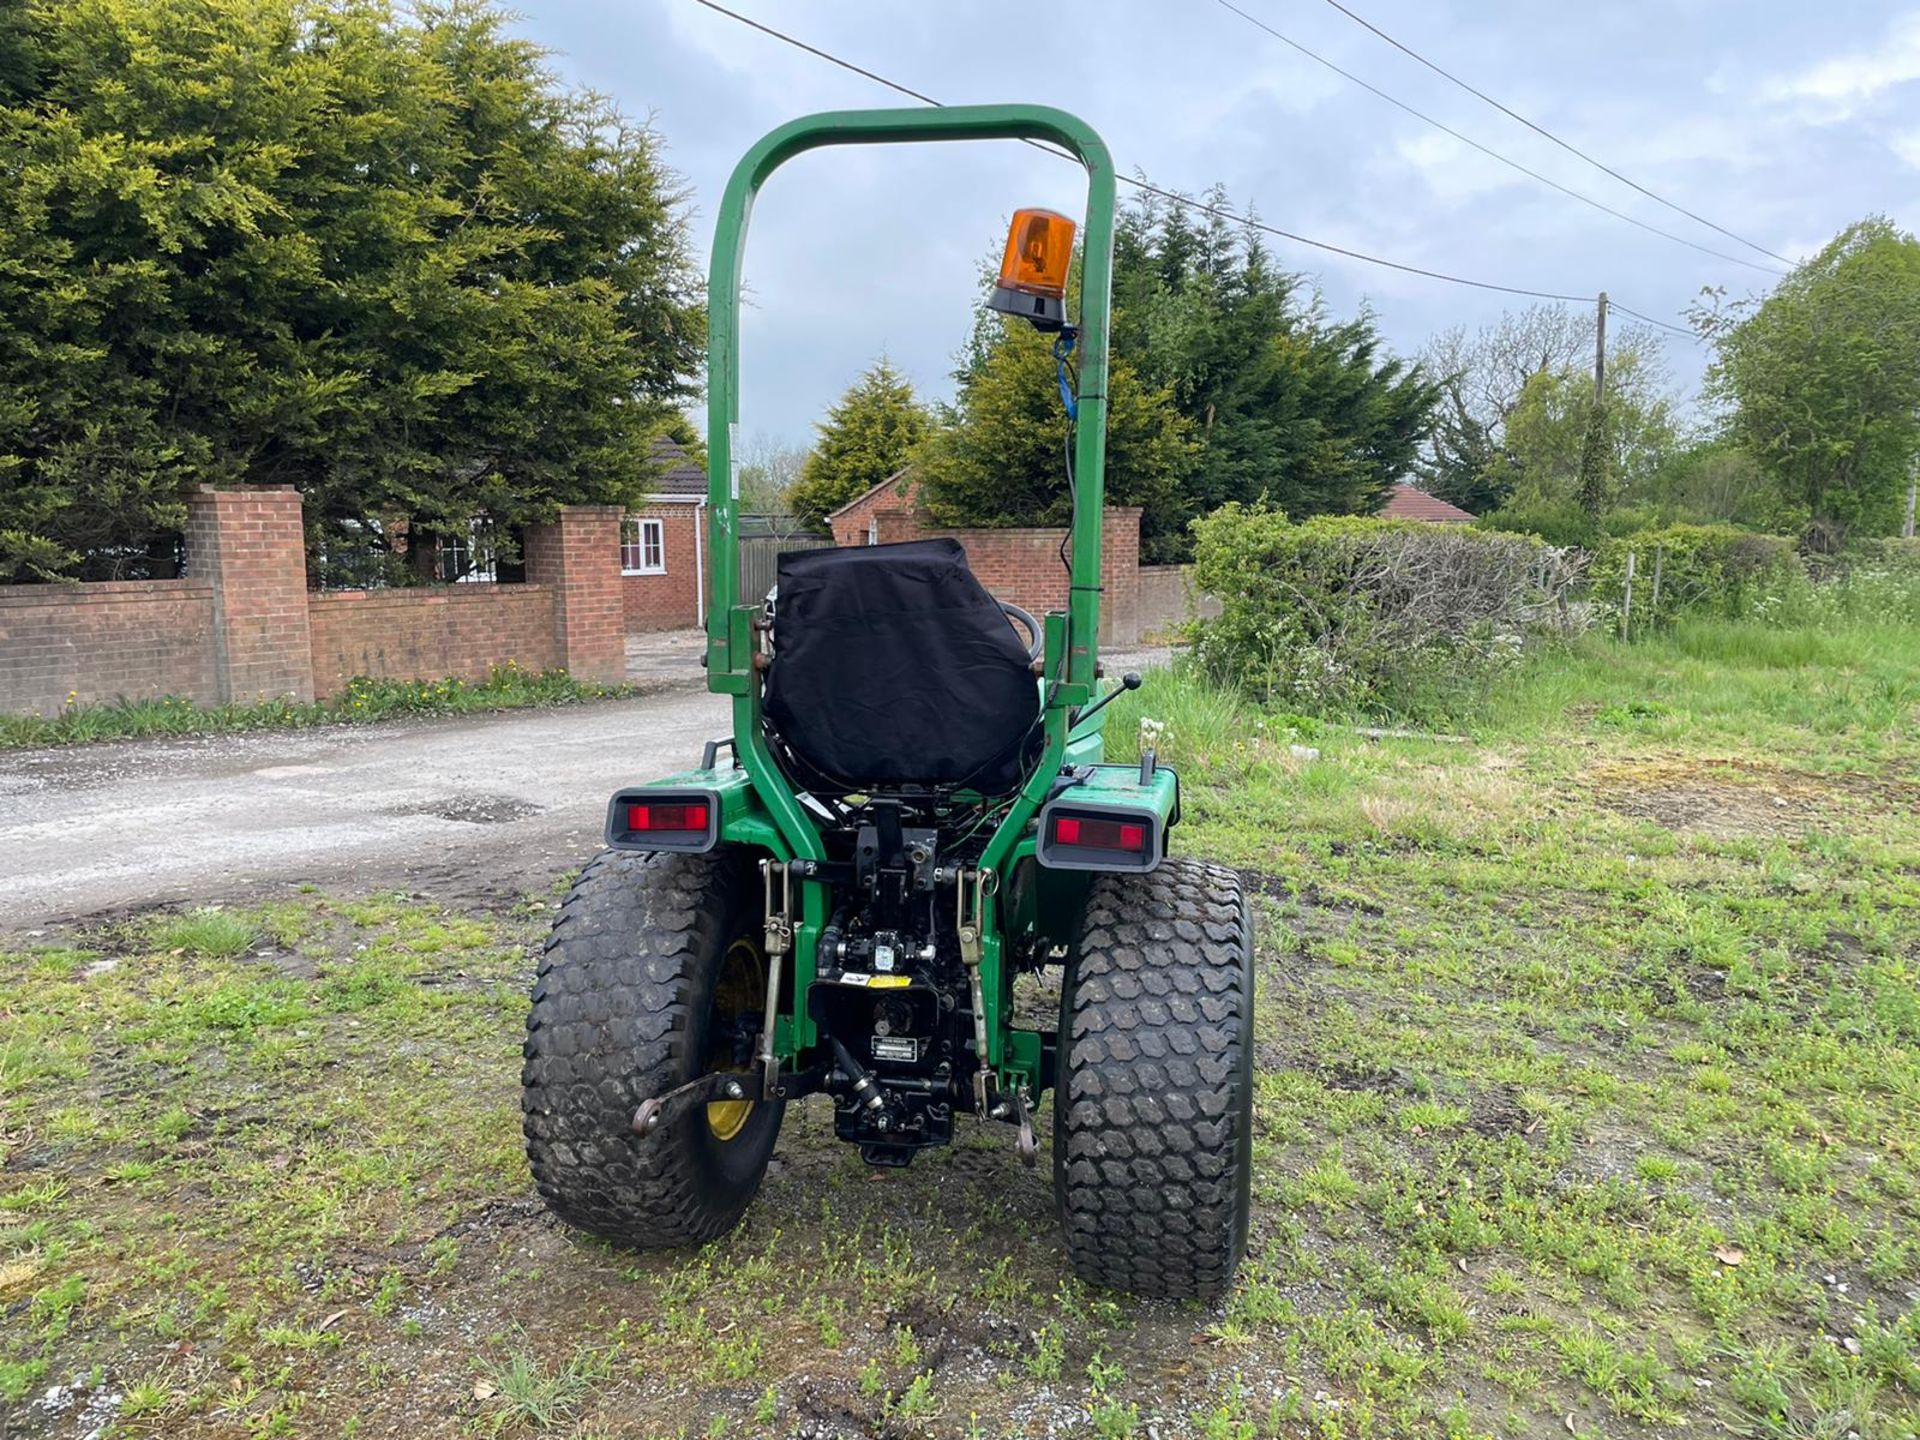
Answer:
[764, 539, 1040, 794]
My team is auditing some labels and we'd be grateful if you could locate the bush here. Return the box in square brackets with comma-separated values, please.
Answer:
[1477, 498, 1602, 548]
[1586, 525, 1801, 633]
[1190, 505, 1582, 720]
[1828, 536, 1920, 578]
[1761, 541, 1920, 629]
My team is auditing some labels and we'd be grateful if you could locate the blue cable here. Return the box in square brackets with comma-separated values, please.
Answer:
[1052, 329, 1078, 422]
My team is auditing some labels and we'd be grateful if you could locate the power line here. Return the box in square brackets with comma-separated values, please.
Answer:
[1113, 176, 1587, 300]
[1315, 0, 1795, 267]
[688, 0, 1572, 299]
[685, 0, 1690, 315]
[690, 0, 940, 107]
[1610, 299, 1699, 341]
[1210, 0, 1782, 276]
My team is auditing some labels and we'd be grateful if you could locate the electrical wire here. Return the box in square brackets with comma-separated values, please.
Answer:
[1314, 0, 1794, 267]
[691, 0, 941, 106]
[1208, 0, 1783, 277]
[1608, 300, 1699, 341]
[689, 0, 1595, 303]
[686, 2, 1707, 344]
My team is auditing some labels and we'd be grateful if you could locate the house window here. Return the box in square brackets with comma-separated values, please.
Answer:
[439, 518, 497, 583]
[621, 517, 666, 575]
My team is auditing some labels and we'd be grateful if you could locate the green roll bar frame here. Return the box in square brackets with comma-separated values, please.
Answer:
[701, 105, 1116, 1068]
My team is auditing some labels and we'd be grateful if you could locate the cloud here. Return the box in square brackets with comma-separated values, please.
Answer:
[514, 0, 1898, 443]
[1390, 132, 1530, 207]
[1765, 10, 1920, 112]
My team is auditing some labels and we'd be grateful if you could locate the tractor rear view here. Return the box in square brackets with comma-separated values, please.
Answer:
[520, 105, 1254, 1300]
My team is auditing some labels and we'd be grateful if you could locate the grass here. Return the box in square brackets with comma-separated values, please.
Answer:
[3, 612, 1919, 1436]
[474, 1344, 611, 1432]
[146, 908, 257, 960]
[0, 660, 631, 749]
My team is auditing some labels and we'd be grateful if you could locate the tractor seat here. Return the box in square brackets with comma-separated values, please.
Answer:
[763, 539, 1041, 795]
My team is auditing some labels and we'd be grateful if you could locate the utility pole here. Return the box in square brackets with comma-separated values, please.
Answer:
[1904, 465, 1916, 540]
[1594, 291, 1608, 403]
[1577, 292, 1610, 518]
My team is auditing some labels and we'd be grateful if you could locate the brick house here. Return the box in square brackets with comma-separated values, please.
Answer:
[824, 468, 918, 548]
[622, 435, 710, 632]
[1377, 481, 1475, 523]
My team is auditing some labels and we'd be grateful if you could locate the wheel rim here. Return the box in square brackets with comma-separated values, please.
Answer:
[705, 938, 763, 1142]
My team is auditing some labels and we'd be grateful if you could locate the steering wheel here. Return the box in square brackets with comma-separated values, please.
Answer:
[1000, 600, 1043, 662]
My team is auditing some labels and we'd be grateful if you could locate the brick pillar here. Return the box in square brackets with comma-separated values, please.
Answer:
[1100, 506, 1143, 647]
[525, 505, 625, 685]
[186, 486, 315, 703]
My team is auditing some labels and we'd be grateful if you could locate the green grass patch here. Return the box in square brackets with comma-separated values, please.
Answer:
[0, 661, 631, 749]
[146, 907, 257, 959]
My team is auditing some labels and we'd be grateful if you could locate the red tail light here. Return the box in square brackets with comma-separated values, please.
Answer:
[1054, 815, 1146, 852]
[606, 788, 719, 852]
[628, 801, 709, 833]
[1037, 803, 1162, 872]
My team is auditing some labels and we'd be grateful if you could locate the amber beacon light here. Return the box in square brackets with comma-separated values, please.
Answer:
[988, 207, 1075, 331]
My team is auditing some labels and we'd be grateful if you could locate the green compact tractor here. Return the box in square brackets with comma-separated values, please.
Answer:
[521, 105, 1254, 1299]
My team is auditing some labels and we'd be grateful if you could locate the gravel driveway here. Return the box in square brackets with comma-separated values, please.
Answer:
[2, 636, 1178, 932]
[0, 687, 729, 931]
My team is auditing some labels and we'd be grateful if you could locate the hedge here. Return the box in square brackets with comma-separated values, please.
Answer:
[1189, 506, 1581, 718]
[1586, 525, 1801, 632]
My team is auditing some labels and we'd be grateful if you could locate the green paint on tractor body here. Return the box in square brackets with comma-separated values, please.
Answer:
[688, 104, 1150, 1100]
[528, 104, 1254, 1296]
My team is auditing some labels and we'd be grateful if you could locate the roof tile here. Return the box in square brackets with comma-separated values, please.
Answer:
[1377, 482, 1475, 523]
[646, 435, 706, 497]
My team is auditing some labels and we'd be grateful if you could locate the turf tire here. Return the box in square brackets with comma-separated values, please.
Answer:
[522, 849, 782, 1247]
[1054, 858, 1254, 1300]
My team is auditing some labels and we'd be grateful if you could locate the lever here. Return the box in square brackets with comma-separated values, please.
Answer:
[1071, 670, 1141, 726]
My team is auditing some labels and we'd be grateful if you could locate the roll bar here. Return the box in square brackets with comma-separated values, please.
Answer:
[702, 104, 1116, 867]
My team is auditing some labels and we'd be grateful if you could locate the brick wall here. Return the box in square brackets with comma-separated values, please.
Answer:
[0, 580, 218, 717]
[874, 507, 1146, 646]
[187, 486, 314, 703]
[525, 505, 626, 685]
[1137, 564, 1220, 638]
[2, 489, 635, 717]
[621, 503, 702, 632]
[309, 586, 558, 698]
[827, 473, 914, 548]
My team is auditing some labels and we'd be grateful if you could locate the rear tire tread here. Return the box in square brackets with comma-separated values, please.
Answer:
[1054, 858, 1254, 1301]
[522, 849, 778, 1248]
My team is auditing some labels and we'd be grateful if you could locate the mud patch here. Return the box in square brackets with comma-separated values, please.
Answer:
[1319, 1063, 1419, 1096]
[1469, 1082, 1532, 1137]
[1243, 867, 1386, 917]
[393, 793, 544, 825]
[1584, 756, 1899, 839]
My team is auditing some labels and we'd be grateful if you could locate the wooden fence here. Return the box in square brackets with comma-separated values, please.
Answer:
[737, 522, 833, 605]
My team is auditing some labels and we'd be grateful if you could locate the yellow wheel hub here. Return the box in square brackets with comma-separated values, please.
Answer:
[705, 939, 763, 1143]
[706, 1093, 753, 1142]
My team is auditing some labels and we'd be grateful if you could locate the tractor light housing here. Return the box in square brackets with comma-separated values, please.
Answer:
[605, 788, 721, 852]
[987, 207, 1075, 332]
[1035, 799, 1162, 873]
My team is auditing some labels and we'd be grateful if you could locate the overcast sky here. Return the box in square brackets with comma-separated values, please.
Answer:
[512, 0, 1920, 451]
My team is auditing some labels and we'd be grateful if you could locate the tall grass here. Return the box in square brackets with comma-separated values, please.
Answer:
[1108, 607, 1920, 766]
[147, 907, 257, 959]
[1103, 661, 1255, 772]
[1486, 615, 1920, 749]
